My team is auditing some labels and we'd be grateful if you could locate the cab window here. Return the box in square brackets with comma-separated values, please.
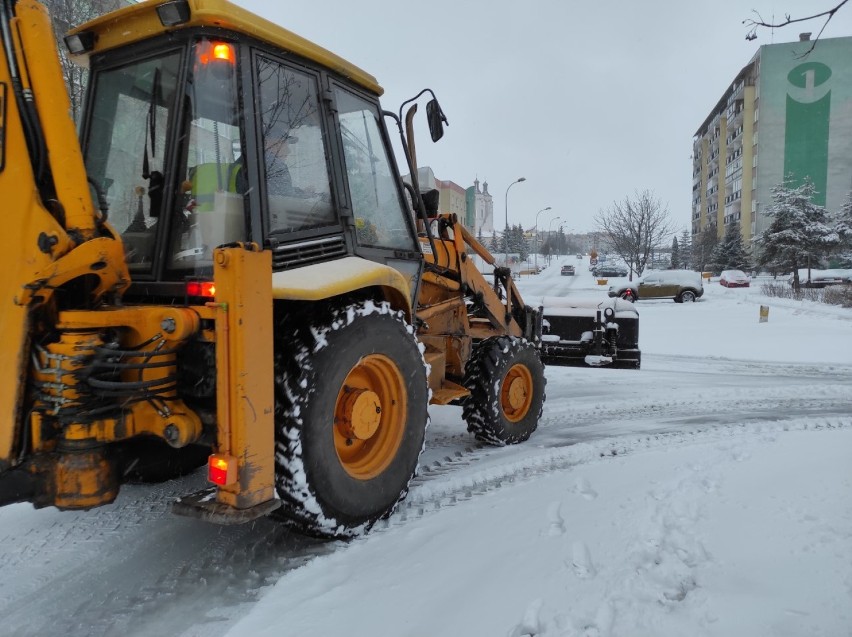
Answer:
[334, 87, 415, 251]
[256, 56, 334, 234]
[84, 51, 181, 269]
[168, 39, 245, 272]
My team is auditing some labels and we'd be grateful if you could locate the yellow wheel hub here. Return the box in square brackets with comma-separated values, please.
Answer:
[334, 354, 407, 480]
[338, 389, 382, 441]
[500, 363, 533, 423]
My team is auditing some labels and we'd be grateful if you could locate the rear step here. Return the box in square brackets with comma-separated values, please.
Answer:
[172, 487, 281, 525]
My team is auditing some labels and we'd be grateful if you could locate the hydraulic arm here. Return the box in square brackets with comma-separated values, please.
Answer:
[0, 0, 128, 475]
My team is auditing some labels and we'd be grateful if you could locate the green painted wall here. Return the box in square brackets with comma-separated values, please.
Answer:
[757, 37, 852, 219]
[784, 62, 832, 205]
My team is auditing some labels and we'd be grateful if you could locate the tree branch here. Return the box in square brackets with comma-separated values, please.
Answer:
[743, 0, 848, 55]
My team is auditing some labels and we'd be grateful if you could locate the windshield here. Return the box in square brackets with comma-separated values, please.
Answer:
[84, 51, 181, 269]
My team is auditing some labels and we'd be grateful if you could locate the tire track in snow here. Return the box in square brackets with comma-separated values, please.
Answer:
[384, 417, 852, 534]
[0, 352, 849, 637]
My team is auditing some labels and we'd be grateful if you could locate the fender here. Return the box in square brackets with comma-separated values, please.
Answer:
[271, 256, 413, 319]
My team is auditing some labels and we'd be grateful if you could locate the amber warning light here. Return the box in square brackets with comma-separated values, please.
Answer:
[186, 281, 216, 298]
[208, 454, 237, 486]
[199, 41, 236, 66]
[212, 43, 235, 63]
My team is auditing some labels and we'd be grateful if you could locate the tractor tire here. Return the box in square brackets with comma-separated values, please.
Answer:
[462, 336, 546, 446]
[273, 300, 428, 539]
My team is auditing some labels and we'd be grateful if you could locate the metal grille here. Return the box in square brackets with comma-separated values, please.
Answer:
[271, 236, 347, 270]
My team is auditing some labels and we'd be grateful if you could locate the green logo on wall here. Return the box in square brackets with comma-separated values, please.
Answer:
[784, 62, 831, 205]
[787, 62, 831, 90]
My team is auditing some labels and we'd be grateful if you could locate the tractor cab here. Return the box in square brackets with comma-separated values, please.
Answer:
[73, 0, 424, 304]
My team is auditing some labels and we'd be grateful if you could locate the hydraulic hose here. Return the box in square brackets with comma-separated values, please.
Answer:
[0, 0, 53, 201]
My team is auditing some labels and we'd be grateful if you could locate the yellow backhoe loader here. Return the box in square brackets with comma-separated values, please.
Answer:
[0, 0, 545, 538]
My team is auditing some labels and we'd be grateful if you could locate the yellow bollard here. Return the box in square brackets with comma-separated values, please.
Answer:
[759, 305, 769, 323]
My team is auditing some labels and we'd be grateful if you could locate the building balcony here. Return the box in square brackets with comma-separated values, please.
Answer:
[726, 147, 743, 163]
[725, 162, 742, 180]
[724, 210, 743, 225]
[725, 94, 744, 120]
[726, 125, 744, 145]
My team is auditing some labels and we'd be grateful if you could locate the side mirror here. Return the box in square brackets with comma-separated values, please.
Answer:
[426, 98, 447, 142]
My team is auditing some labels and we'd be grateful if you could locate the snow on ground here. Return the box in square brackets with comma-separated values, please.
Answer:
[221, 260, 852, 637]
[229, 426, 852, 637]
[0, 258, 850, 637]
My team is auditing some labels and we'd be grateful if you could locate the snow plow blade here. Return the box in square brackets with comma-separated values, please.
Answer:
[539, 296, 640, 369]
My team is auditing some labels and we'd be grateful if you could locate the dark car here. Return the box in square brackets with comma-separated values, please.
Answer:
[608, 270, 704, 303]
[594, 264, 628, 278]
[788, 269, 851, 288]
[561, 264, 575, 276]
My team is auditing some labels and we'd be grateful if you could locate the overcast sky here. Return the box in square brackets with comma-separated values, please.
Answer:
[232, 0, 851, 235]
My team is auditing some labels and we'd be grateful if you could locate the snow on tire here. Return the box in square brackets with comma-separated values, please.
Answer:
[462, 336, 546, 446]
[272, 300, 428, 539]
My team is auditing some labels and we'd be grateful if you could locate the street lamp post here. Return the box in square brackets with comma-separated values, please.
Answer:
[533, 206, 551, 271]
[503, 177, 526, 255]
[546, 216, 561, 264]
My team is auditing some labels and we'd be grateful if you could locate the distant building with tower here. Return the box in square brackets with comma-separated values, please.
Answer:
[466, 178, 494, 236]
[407, 168, 495, 237]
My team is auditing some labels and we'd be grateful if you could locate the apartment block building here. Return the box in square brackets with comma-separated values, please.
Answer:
[692, 34, 852, 248]
[436, 178, 467, 223]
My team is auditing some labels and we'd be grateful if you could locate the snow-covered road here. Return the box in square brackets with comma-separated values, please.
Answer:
[0, 259, 849, 637]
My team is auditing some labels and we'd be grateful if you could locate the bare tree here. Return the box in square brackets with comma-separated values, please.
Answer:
[594, 190, 676, 279]
[41, 0, 124, 121]
[744, 0, 849, 54]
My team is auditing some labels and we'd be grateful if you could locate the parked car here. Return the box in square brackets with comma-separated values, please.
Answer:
[787, 269, 851, 288]
[608, 269, 704, 303]
[561, 264, 575, 276]
[594, 264, 628, 278]
[576, 253, 583, 259]
[719, 269, 750, 287]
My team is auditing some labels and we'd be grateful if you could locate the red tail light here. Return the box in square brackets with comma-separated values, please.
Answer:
[208, 454, 237, 486]
[186, 281, 216, 298]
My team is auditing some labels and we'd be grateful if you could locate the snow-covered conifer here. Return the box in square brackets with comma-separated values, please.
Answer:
[670, 236, 680, 269]
[712, 221, 753, 272]
[756, 179, 836, 289]
[679, 228, 693, 269]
